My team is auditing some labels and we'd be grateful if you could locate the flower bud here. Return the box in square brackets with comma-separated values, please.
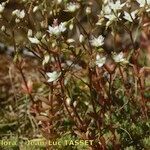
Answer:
[69, 23, 74, 30]
[57, 0, 62, 4]
[67, 38, 75, 43]
[15, 18, 20, 23]
[73, 101, 77, 107]
[27, 29, 33, 37]
[79, 34, 85, 43]
[86, 6, 91, 15]
[1, 25, 5, 31]
[66, 97, 71, 106]
[33, 6, 38, 12]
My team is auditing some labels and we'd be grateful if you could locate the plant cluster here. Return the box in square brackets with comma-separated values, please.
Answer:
[0, 0, 150, 149]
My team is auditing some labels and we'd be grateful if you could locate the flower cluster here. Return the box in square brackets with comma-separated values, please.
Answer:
[12, 9, 25, 23]
[100, 0, 125, 26]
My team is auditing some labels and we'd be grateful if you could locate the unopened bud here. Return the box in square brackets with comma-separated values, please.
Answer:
[1, 25, 5, 31]
[27, 29, 33, 37]
[15, 18, 20, 23]
[69, 23, 74, 30]
[67, 38, 75, 43]
[73, 101, 77, 107]
[66, 97, 71, 106]
[86, 7, 91, 15]
[57, 0, 62, 4]
[79, 34, 84, 43]
[33, 6, 38, 12]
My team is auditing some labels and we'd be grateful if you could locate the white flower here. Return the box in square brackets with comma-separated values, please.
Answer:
[65, 2, 80, 12]
[90, 35, 104, 47]
[113, 52, 128, 63]
[59, 22, 67, 32]
[48, 22, 66, 36]
[18, 10, 25, 18]
[95, 55, 106, 67]
[46, 71, 61, 82]
[102, 5, 120, 25]
[12, 9, 25, 19]
[136, 0, 146, 7]
[123, 10, 137, 22]
[101, 5, 111, 15]
[101, 0, 125, 16]
[108, 0, 125, 12]
[28, 37, 40, 44]
[101, 1, 124, 26]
